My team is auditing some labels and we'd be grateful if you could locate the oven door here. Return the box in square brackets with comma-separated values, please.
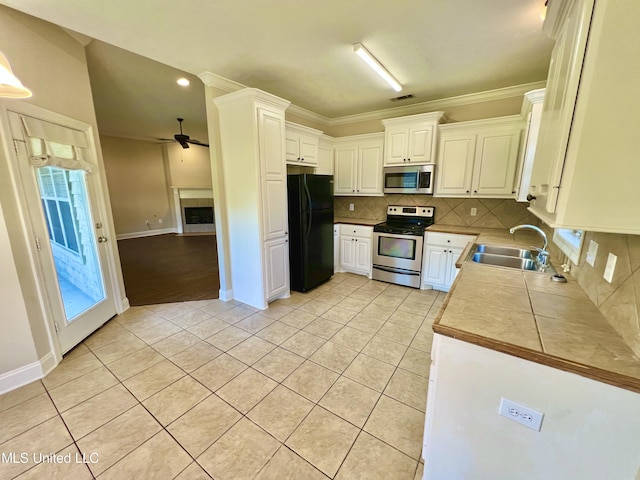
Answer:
[372, 232, 423, 272]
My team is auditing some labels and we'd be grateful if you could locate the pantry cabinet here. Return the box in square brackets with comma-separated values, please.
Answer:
[382, 112, 445, 165]
[334, 133, 384, 196]
[527, 0, 640, 234]
[435, 116, 523, 198]
[285, 122, 322, 167]
[422, 232, 476, 291]
[339, 224, 372, 277]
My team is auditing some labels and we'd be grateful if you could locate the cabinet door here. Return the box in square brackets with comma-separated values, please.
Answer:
[357, 142, 384, 195]
[384, 126, 409, 165]
[334, 226, 340, 271]
[435, 133, 476, 196]
[298, 134, 318, 166]
[285, 133, 300, 163]
[446, 247, 464, 286]
[340, 237, 354, 269]
[258, 108, 288, 240]
[317, 141, 334, 176]
[265, 237, 289, 300]
[472, 128, 521, 197]
[408, 124, 434, 163]
[354, 238, 372, 273]
[334, 146, 357, 194]
[423, 245, 448, 286]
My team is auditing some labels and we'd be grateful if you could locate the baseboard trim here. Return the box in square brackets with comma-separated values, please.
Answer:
[0, 351, 57, 395]
[218, 288, 233, 301]
[116, 228, 178, 240]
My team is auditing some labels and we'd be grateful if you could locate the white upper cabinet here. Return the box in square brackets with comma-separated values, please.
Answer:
[382, 112, 445, 165]
[334, 133, 384, 196]
[515, 88, 545, 202]
[315, 136, 334, 175]
[527, 0, 640, 234]
[435, 116, 524, 198]
[285, 122, 322, 167]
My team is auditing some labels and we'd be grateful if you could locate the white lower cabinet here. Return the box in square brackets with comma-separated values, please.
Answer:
[422, 232, 475, 291]
[339, 224, 372, 277]
[333, 225, 340, 272]
[264, 237, 289, 301]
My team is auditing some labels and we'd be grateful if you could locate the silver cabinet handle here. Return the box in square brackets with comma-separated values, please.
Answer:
[98, 236, 108, 243]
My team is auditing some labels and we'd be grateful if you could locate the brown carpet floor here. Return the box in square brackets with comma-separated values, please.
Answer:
[117, 234, 219, 306]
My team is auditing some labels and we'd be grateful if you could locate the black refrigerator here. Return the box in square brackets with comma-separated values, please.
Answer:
[287, 174, 334, 292]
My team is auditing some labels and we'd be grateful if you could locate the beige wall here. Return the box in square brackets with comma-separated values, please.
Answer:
[101, 135, 174, 235]
[166, 142, 212, 187]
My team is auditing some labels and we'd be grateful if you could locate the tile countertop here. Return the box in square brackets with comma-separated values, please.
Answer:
[433, 260, 640, 393]
[334, 217, 381, 227]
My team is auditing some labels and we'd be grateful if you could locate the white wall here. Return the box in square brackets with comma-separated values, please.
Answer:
[424, 335, 640, 480]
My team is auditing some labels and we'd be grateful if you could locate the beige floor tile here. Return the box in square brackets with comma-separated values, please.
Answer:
[143, 376, 211, 425]
[198, 418, 281, 480]
[84, 321, 135, 350]
[304, 318, 343, 340]
[62, 342, 91, 360]
[105, 346, 165, 381]
[62, 384, 137, 440]
[330, 326, 373, 351]
[255, 446, 328, 480]
[361, 336, 408, 366]
[399, 348, 431, 377]
[388, 310, 426, 329]
[364, 395, 425, 459]
[298, 299, 334, 316]
[217, 368, 277, 413]
[215, 305, 255, 323]
[253, 347, 305, 382]
[168, 341, 223, 372]
[167, 394, 241, 457]
[406, 289, 439, 306]
[346, 313, 386, 334]
[205, 325, 252, 351]
[348, 289, 381, 303]
[234, 313, 277, 334]
[314, 292, 347, 306]
[279, 310, 318, 329]
[282, 361, 339, 402]
[281, 331, 326, 358]
[199, 299, 236, 316]
[321, 306, 357, 325]
[0, 393, 58, 444]
[372, 293, 405, 309]
[318, 377, 380, 428]
[174, 462, 211, 480]
[377, 322, 418, 346]
[261, 304, 295, 319]
[118, 312, 167, 333]
[336, 297, 370, 313]
[310, 341, 358, 373]
[384, 369, 429, 412]
[190, 353, 248, 391]
[247, 385, 314, 442]
[42, 352, 103, 390]
[286, 406, 359, 478]
[335, 431, 417, 480]
[270, 293, 312, 308]
[357, 280, 388, 293]
[256, 321, 298, 344]
[341, 276, 369, 288]
[130, 320, 183, 345]
[76, 404, 161, 475]
[49, 366, 118, 412]
[398, 299, 430, 314]
[170, 309, 215, 329]
[152, 330, 201, 357]
[122, 359, 185, 401]
[360, 303, 396, 321]
[15, 444, 93, 479]
[410, 329, 434, 353]
[343, 354, 396, 392]
[0, 381, 45, 413]
[185, 316, 230, 339]
[414, 461, 425, 480]
[99, 430, 192, 480]
[226, 336, 275, 365]
[147, 302, 196, 320]
[0, 416, 73, 479]
[90, 335, 147, 364]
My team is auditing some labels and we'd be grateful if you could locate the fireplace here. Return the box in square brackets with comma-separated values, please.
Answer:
[184, 206, 214, 224]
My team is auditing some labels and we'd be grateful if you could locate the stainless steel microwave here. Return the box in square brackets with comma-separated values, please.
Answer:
[383, 164, 434, 194]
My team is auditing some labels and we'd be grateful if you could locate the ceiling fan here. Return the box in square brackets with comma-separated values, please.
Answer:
[160, 118, 209, 148]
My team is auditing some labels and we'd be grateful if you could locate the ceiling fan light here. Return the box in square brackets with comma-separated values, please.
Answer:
[0, 51, 32, 98]
[353, 43, 402, 92]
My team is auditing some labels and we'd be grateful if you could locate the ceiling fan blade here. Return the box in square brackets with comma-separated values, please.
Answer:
[187, 139, 209, 147]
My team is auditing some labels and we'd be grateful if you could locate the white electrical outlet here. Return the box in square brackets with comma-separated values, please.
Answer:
[349, 203, 354, 211]
[604, 253, 617, 283]
[499, 397, 544, 431]
[586, 240, 598, 266]
[158, 218, 163, 224]
[470, 208, 477, 216]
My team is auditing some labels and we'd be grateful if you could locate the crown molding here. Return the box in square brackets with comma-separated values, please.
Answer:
[286, 103, 332, 125]
[197, 71, 246, 93]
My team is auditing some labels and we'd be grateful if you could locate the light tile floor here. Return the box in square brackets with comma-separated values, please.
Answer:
[0, 272, 442, 480]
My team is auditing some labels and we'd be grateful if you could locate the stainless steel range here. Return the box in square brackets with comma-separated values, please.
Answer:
[372, 205, 435, 288]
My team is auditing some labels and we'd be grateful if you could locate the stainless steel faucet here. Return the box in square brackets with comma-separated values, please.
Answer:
[509, 224, 549, 268]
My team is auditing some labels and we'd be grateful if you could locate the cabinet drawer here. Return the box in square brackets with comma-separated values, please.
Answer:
[425, 232, 476, 248]
[340, 224, 372, 238]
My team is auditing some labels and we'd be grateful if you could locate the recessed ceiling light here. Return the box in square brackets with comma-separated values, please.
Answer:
[177, 78, 190, 87]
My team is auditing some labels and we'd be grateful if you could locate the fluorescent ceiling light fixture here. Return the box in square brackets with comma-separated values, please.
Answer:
[177, 77, 190, 87]
[0, 51, 32, 98]
[353, 43, 402, 92]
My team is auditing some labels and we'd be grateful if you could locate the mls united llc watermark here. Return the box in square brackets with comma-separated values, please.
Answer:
[1, 451, 99, 464]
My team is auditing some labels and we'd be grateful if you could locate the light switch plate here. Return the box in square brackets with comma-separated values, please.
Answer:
[499, 397, 544, 431]
[604, 253, 617, 283]
[586, 240, 598, 266]
[349, 203, 354, 211]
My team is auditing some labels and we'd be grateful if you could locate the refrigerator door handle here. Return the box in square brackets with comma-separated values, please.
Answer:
[303, 180, 313, 238]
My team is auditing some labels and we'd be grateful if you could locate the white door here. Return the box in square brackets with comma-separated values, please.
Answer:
[9, 110, 117, 354]
[264, 238, 289, 300]
[354, 238, 372, 274]
[472, 129, 521, 197]
[340, 236, 355, 269]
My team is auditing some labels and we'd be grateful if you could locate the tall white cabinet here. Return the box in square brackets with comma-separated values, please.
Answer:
[214, 89, 291, 309]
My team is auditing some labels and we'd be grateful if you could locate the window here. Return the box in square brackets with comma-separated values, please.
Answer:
[37, 167, 80, 253]
[553, 228, 584, 264]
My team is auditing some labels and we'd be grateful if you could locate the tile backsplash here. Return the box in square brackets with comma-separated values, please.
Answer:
[334, 195, 538, 229]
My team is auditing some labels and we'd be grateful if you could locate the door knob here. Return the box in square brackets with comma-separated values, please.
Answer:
[526, 194, 537, 201]
[97, 236, 108, 243]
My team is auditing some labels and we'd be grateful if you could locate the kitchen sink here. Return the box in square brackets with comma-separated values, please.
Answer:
[471, 252, 538, 271]
[474, 244, 533, 259]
